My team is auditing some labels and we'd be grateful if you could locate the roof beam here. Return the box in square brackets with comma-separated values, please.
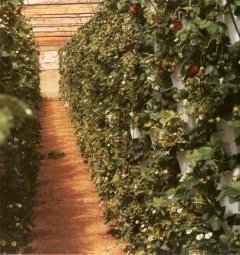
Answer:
[25, 1, 100, 6]
[36, 38, 70, 46]
[31, 23, 83, 27]
[34, 30, 78, 33]
[35, 35, 73, 38]
[24, 0, 100, 4]
[34, 31, 76, 36]
[23, 6, 98, 16]
[33, 26, 78, 33]
[28, 14, 93, 18]
[29, 17, 90, 26]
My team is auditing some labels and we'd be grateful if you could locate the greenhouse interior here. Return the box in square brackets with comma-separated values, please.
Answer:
[1, 0, 240, 254]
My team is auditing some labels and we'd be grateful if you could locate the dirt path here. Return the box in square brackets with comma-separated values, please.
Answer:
[30, 99, 125, 254]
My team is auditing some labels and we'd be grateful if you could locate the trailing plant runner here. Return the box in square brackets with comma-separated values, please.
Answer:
[60, 0, 240, 254]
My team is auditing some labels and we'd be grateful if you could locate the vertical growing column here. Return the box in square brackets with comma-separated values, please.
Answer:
[170, 67, 194, 174]
[217, 0, 240, 218]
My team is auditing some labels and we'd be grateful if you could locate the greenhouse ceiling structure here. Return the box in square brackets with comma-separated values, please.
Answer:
[23, 0, 101, 46]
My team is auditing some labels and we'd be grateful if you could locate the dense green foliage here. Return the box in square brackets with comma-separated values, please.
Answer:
[60, 0, 240, 254]
[0, 0, 41, 252]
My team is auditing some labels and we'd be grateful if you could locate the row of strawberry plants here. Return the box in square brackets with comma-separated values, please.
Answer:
[59, 0, 240, 254]
[0, 0, 41, 253]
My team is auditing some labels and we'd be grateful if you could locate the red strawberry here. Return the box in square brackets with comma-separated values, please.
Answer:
[174, 22, 183, 31]
[129, 4, 138, 14]
[188, 64, 200, 77]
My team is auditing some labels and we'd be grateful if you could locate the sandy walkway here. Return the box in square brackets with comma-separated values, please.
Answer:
[30, 99, 125, 254]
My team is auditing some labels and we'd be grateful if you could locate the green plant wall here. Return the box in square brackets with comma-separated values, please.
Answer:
[0, 0, 41, 253]
[59, 0, 240, 254]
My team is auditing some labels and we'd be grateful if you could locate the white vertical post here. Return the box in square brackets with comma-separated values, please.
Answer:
[176, 151, 192, 174]
[221, 0, 240, 44]
[130, 124, 142, 140]
[217, 120, 240, 156]
[170, 67, 194, 174]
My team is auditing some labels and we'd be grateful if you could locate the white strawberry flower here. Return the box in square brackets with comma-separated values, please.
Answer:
[177, 208, 183, 214]
[205, 232, 213, 239]
[179, 174, 187, 182]
[0, 240, 6, 246]
[196, 234, 204, 240]
[11, 241, 17, 247]
[25, 109, 33, 115]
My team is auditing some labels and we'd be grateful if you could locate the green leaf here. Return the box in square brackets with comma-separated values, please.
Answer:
[228, 119, 240, 128]
[186, 147, 215, 168]
[12, 62, 19, 70]
[144, 121, 152, 128]
[207, 215, 222, 231]
[157, 110, 178, 126]
[0, 108, 14, 145]
[218, 181, 240, 201]
[160, 242, 170, 251]
[0, 95, 29, 144]
[151, 197, 167, 208]
[112, 173, 120, 183]
[0, 51, 10, 57]
[220, 234, 229, 244]
[135, 251, 145, 255]
[210, 132, 224, 148]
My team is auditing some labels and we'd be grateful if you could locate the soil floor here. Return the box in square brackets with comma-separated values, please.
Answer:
[29, 99, 125, 255]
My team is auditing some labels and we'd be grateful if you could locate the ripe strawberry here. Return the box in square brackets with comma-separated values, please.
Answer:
[188, 64, 200, 77]
[129, 4, 138, 14]
[174, 22, 183, 31]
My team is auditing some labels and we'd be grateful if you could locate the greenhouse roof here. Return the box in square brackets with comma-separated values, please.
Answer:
[23, 0, 100, 46]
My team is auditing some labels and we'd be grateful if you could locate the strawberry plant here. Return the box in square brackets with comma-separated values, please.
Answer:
[60, 0, 240, 254]
[0, 0, 41, 253]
